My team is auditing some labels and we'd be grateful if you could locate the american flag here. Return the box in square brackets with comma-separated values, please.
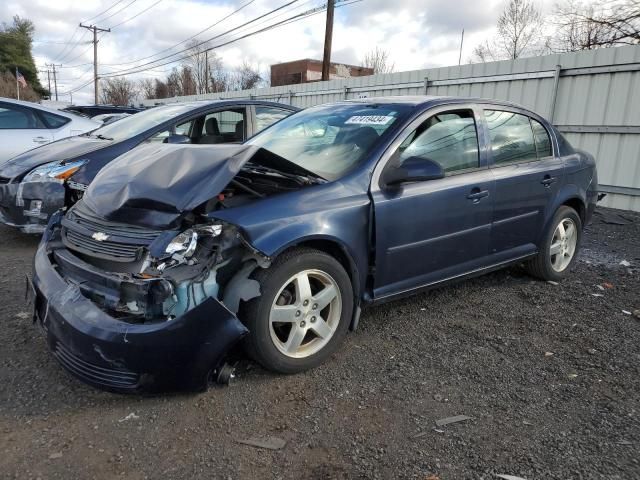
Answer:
[16, 69, 27, 88]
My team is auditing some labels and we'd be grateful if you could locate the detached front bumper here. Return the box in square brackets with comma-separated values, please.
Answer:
[0, 181, 65, 234]
[32, 244, 248, 393]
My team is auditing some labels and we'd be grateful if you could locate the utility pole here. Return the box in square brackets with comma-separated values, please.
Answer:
[46, 63, 61, 101]
[79, 23, 111, 104]
[458, 29, 465, 66]
[321, 0, 335, 81]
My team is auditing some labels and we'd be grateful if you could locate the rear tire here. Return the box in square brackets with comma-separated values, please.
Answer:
[525, 205, 582, 281]
[240, 248, 353, 374]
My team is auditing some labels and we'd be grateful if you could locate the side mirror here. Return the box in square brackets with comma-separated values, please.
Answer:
[164, 134, 191, 144]
[382, 156, 445, 187]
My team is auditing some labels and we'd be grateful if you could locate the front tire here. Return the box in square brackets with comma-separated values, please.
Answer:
[240, 248, 353, 374]
[525, 205, 582, 281]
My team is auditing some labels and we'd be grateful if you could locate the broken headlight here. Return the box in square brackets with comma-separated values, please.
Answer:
[23, 159, 87, 183]
[164, 224, 223, 258]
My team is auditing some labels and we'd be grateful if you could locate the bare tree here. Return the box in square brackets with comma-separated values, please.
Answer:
[139, 78, 155, 99]
[231, 60, 262, 90]
[179, 66, 197, 95]
[552, 0, 639, 51]
[362, 46, 395, 74]
[472, 0, 544, 61]
[100, 77, 139, 105]
[185, 39, 212, 94]
[209, 52, 229, 92]
[154, 79, 169, 99]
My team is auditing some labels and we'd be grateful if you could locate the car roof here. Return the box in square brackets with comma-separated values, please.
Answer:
[0, 96, 101, 125]
[151, 99, 299, 110]
[340, 95, 533, 112]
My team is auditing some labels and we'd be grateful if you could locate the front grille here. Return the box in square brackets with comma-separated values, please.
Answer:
[68, 206, 161, 241]
[63, 228, 144, 262]
[61, 202, 162, 262]
[53, 342, 139, 390]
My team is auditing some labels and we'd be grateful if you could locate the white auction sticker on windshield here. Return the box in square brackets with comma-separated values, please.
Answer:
[345, 115, 394, 125]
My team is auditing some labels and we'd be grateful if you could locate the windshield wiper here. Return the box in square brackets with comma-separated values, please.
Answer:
[244, 162, 326, 184]
[95, 134, 114, 140]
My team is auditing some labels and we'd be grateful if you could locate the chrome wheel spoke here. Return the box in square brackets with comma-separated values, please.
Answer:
[312, 284, 338, 311]
[556, 221, 566, 240]
[294, 273, 312, 301]
[550, 241, 562, 256]
[310, 318, 332, 339]
[284, 325, 306, 353]
[270, 305, 299, 323]
[564, 222, 576, 242]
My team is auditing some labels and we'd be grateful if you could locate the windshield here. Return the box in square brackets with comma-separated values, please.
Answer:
[246, 103, 412, 180]
[89, 104, 195, 141]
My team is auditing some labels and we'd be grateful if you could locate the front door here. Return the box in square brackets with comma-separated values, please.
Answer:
[371, 106, 494, 299]
[483, 109, 564, 257]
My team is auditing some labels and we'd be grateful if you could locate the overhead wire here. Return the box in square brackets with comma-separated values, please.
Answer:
[102, 0, 302, 76]
[101, 0, 258, 67]
[108, 0, 164, 29]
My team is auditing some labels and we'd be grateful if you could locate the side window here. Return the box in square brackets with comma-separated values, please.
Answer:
[146, 130, 170, 143]
[40, 111, 71, 129]
[531, 119, 552, 157]
[255, 106, 291, 133]
[175, 120, 192, 136]
[485, 110, 537, 165]
[397, 109, 480, 174]
[201, 109, 246, 142]
[0, 105, 46, 129]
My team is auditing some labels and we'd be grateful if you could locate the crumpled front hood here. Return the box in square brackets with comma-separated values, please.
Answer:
[0, 136, 108, 179]
[83, 143, 258, 229]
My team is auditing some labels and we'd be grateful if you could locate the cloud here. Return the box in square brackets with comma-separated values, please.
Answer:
[0, 0, 575, 104]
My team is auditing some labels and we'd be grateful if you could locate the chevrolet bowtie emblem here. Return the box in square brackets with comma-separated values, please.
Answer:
[91, 232, 109, 242]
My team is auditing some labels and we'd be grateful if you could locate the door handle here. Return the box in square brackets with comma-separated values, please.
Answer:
[466, 188, 490, 202]
[541, 175, 557, 187]
[32, 136, 49, 144]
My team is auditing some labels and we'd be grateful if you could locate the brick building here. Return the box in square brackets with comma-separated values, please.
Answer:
[270, 59, 374, 87]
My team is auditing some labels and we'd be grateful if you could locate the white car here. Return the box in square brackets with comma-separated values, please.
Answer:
[0, 97, 100, 163]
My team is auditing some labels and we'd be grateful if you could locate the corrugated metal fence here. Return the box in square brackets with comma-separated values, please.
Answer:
[142, 45, 640, 211]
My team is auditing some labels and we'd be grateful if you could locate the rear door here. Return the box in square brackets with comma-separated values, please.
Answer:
[371, 105, 495, 299]
[483, 108, 563, 257]
[0, 102, 53, 161]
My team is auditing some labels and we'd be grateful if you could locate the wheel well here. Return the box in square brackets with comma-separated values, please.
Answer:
[279, 239, 359, 295]
[562, 197, 586, 223]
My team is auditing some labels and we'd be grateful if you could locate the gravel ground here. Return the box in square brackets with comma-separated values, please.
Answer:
[0, 207, 639, 480]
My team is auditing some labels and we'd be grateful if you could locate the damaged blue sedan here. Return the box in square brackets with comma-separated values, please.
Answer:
[31, 96, 598, 392]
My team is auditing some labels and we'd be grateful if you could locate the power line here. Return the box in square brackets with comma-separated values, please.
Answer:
[93, 0, 139, 24]
[101, 0, 258, 67]
[109, 0, 164, 29]
[102, 0, 302, 76]
[82, 0, 126, 23]
[102, 1, 346, 78]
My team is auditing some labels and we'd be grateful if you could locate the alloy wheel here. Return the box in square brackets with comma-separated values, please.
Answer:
[269, 269, 342, 359]
[550, 218, 578, 272]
